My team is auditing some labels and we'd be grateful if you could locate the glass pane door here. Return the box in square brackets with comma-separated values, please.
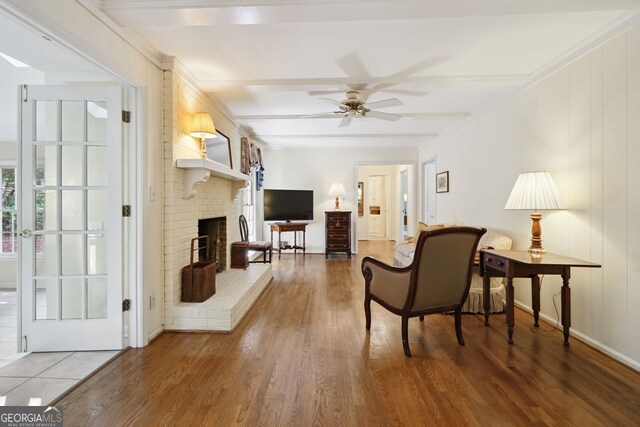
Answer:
[21, 86, 124, 351]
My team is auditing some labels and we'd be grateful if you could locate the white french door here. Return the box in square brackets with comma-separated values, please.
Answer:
[20, 85, 125, 351]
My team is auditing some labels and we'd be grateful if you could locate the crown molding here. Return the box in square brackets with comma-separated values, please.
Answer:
[76, 0, 162, 68]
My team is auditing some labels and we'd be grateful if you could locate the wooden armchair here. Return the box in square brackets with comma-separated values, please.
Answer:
[362, 226, 486, 357]
[239, 215, 273, 263]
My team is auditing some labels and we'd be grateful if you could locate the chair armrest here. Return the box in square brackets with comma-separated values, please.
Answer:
[362, 257, 412, 310]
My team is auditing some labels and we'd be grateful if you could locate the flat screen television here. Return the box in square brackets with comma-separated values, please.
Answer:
[264, 189, 314, 221]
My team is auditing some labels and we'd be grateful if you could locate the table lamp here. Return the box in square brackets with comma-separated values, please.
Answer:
[189, 112, 216, 159]
[328, 182, 346, 211]
[504, 171, 564, 253]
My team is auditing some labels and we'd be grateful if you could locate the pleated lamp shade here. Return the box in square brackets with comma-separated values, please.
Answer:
[504, 172, 564, 211]
[189, 112, 217, 139]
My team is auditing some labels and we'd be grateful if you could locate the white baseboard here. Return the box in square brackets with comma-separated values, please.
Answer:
[514, 301, 640, 373]
[148, 326, 163, 343]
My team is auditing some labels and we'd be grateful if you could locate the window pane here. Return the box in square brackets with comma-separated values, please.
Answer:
[61, 235, 83, 275]
[61, 190, 83, 231]
[87, 234, 107, 275]
[61, 146, 84, 186]
[35, 279, 58, 320]
[35, 145, 56, 186]
[61, 101, 84, 142]
[87, 190, 108, 230]
[1, 168, 16, 209]
[61, 278, 83, 319]
[87, 101, 108, 142]
[87, 278, 107, 319]
[34, 190, 56, 231]
[87, 146, 107, 186]
[1, 212, 17, 254]
[35, 101, 58, 142]
[35, 234, 57, 276]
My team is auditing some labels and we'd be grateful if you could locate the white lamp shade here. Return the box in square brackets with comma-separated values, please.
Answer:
[328, 182, 346, 197]
[189, 112, 217, 139]
[504, 171, 564, 211]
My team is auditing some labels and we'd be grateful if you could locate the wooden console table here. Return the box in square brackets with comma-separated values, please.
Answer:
[270, 222, 308, 259]
[479, 249, 600, 345]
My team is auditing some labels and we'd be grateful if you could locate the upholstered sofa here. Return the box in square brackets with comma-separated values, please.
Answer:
[393, 228, 512, 313]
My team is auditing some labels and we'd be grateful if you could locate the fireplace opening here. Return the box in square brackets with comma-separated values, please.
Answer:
[198, 217, 227, 272]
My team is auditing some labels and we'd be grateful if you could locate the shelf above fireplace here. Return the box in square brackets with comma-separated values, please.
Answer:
[176, 158, 249, 199]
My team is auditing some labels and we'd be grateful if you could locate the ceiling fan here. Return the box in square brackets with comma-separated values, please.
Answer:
[304, 91, 402, 127]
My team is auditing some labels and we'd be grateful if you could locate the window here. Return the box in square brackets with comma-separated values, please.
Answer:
[242, 169, 256, 242]
[1, 166, 17, 255]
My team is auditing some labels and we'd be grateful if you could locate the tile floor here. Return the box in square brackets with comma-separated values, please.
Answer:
[0, 290, 121, 406]
[0, 350, 119, 405]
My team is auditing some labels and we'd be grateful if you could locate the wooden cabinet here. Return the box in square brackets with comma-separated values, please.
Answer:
[325, 211, 351, 258]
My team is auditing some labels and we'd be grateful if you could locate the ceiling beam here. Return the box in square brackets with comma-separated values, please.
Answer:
[250, 133, 437, 139]
[236, 113, 470, 120]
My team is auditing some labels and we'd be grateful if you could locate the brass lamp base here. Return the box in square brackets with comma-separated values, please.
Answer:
[528, 212, 545, 253]
[334, 196, 340, 211]
[200, 138, 207, 160]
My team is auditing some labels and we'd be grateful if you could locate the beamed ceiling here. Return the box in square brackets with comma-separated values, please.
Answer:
[98, 0, 640, 148]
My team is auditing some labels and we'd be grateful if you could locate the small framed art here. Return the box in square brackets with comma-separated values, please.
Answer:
[436, 171, 449, 193]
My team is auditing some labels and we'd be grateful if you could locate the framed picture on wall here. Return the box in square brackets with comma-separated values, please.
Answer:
[436, 171, 449, 193]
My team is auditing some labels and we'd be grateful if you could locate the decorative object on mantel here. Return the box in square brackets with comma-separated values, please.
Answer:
[252, 145, 265, 191]
[189, 112, 217, 160]
[328, 182, 346, 210]
[205, 130, 232, 169]
[504, 171, 564, 253]
[436, 171, 449, 193]
[176, 158, 248, 200]
[240, 137, 250, 175]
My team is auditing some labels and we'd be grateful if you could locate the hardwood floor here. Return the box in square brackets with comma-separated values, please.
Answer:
[59, 240, 640, 426]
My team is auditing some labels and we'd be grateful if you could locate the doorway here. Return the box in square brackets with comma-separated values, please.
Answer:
[355, 163, 415, 249]
[0, 9, 133, 357]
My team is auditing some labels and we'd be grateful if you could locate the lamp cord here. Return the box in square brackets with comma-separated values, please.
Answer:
[534, 274, 561, 332]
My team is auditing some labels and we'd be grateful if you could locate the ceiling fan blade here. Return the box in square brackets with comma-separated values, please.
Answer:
[301, 112, 345, 118]
[364, 98, 403, 110]
[339, 116, 351, 127]
[365, 110, 401, 121]
[319, 98, 346, 109]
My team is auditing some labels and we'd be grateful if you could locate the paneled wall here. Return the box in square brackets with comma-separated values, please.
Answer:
[419, 26, 640, 368]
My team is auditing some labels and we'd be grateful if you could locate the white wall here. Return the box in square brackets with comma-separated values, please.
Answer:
[3, 0, 165, 344]
[261, 148, 418, 253]
[419, 26, 640, 368]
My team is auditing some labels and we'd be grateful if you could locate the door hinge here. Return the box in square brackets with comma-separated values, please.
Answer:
[122, 205, 131, 217]
[22, 85, 27, 102]
[122, 299, 132, 312]
[122, 110, 131, 123]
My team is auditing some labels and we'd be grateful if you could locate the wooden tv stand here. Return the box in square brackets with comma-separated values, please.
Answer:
[270, 222, 308, 259]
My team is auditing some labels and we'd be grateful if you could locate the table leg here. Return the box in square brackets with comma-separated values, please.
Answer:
[483, 274, 490, 326]
[531, 275, 541, 327]
[506, 277, 515, 344]
[278, 230, 282, 260]
[294, 230, 297, 256]
[561, 269, 571, 346]
[303, 228, 306, 256]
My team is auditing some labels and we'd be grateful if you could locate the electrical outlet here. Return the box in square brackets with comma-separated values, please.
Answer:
[150, 293, 156, 310]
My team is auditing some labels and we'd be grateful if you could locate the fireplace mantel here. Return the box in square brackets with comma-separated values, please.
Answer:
[176, 158, 249, 199]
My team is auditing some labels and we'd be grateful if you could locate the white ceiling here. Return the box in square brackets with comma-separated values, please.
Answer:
[99, 0, 640, 148]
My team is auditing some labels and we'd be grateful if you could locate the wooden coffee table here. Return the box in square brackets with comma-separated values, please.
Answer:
[479, 249, 601, 345]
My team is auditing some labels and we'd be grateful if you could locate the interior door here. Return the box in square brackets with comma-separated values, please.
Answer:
[368, 175, 386, 239]
[20, 85, 124, 351]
